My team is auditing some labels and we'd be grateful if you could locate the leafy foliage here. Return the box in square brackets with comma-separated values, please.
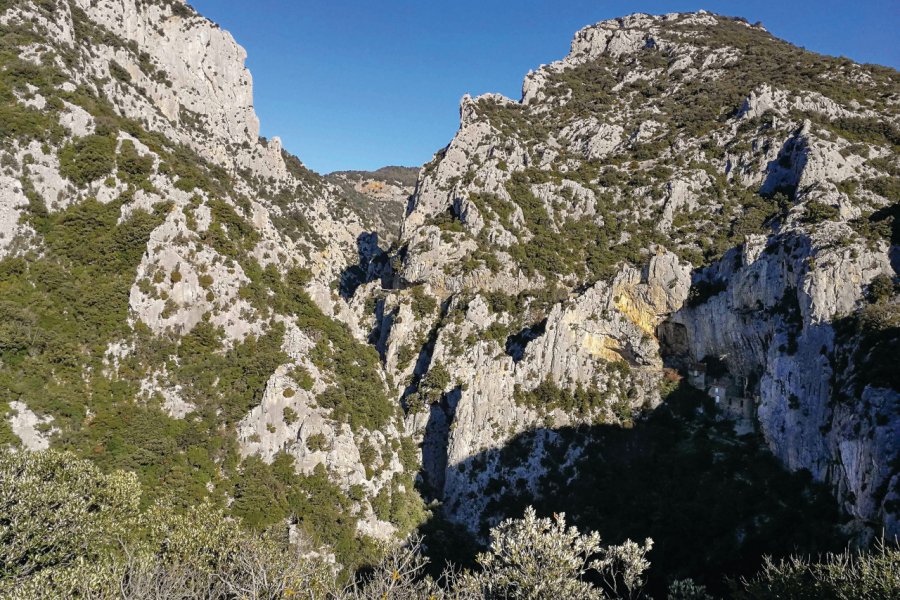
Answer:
[0, 445, 892, 598]
[455, 507, 653, 600]
[735, 540, 900, 600]
[59, 132, 118, 185]
[0, 449, 336, 599]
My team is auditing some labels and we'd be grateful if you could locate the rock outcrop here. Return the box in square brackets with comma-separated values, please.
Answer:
[379, 11, 899, 535]
[1, 1, 897, 559]
[0, 0, 418, 544]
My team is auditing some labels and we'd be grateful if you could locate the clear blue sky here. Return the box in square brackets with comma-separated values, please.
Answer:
[188, 1, 899, 174]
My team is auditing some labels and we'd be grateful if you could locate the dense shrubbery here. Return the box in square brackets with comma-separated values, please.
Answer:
[58, 131, 118, 185]
[803, 201, 841, 224]
[3, 449, 896, 599]
[0, 197, 169, 475]
[116, 138, 155, 185]
[513, 377, 626, 420]
[734, 541, 900, 599]
[175, 321, 289, 424]
[0, 449, 653, 599]
[0, 449, 335, 599]
[409, 284, 438, 318]
[495, 170, 664, 282]
[308, 320, 394, 432]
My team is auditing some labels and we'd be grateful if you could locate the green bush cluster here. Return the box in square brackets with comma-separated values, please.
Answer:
[370, 472, 428, 534]
[491, 170, 660, 282]
[227, 453, 384, 571]
[222, 264, 390, 431]
[201, 198, 261, 261]
[418, 362, 451, 405]
[296, 300, 393, 431]
[305, 432, 328, 451]
[409, 284, 438, 318]
[513, 376, 627, 420]
[0, 449, 339, 598]
[0, 197, 168, 476]
[59, 131, 118, 185]
[803, 201, 841, 224]
[116, 138, 154, 185]
[0, 36, 67, 143]
[174, 320, 289, 424]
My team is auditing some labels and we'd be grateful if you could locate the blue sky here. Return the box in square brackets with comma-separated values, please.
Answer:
[188, 1, 899, 174]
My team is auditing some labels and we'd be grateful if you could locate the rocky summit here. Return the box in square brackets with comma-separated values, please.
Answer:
[0, 1, 897, 597]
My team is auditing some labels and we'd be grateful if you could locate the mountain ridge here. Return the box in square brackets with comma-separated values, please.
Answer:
[0, 1, 897, 593]
[385, 9, 898, 540]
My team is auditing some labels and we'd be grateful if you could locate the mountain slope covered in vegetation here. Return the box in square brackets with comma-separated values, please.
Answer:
[0, 1, 898, 597]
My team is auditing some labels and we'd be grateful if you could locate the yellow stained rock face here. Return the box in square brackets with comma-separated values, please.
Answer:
[581, 332, 624, 363]
[612, 285, 661, 338]
[361, 181, 386, 193]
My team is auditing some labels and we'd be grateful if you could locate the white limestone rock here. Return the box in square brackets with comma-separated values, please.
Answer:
[6, 401, 57, 451]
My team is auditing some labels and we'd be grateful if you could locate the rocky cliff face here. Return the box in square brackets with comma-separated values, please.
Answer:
[1, 1, 897, 564]
[375, 12, 899, 536]
[0, 0, 421, 550]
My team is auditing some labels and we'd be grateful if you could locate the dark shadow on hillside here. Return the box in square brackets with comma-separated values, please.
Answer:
[759, 129, 806, 200]
[416, 383, 848, 597]
[504, 318, 547, 363]
[338, 232, 388, 300]
[419, 387, 461, 500]
[867, 202, 900, 273]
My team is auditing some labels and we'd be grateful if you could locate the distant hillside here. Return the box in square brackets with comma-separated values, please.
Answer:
[326, 166, 418, 242]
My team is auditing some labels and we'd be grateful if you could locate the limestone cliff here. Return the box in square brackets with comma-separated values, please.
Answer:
[1, 2, 897, 564]
[0, 0, 420, 547]
[377, 12, 899, 535]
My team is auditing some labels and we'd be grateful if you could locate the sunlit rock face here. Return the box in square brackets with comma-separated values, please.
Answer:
[1, 0, 897, 546]
[384, 11, 898, 534]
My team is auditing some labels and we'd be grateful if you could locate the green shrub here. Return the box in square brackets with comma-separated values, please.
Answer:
[419, 362, 451, 404]
[410, 285, 438, 318]
[735, 541, 900, 600]
[108, 60, 131, 83]
[455, 507, 653, 600]
[116, 138, 154, 185]
[0, 449, 339, 599]
[0, 449, 140, 583]
[803, 201, 840, 224]
[513, 379, 610, 417]
[867, 274, 897, 304]
[306, 432, 328, 452]
[291, 365, 315, 391]
[867, 176, 900, 202]
[59, 132, 117, 185]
